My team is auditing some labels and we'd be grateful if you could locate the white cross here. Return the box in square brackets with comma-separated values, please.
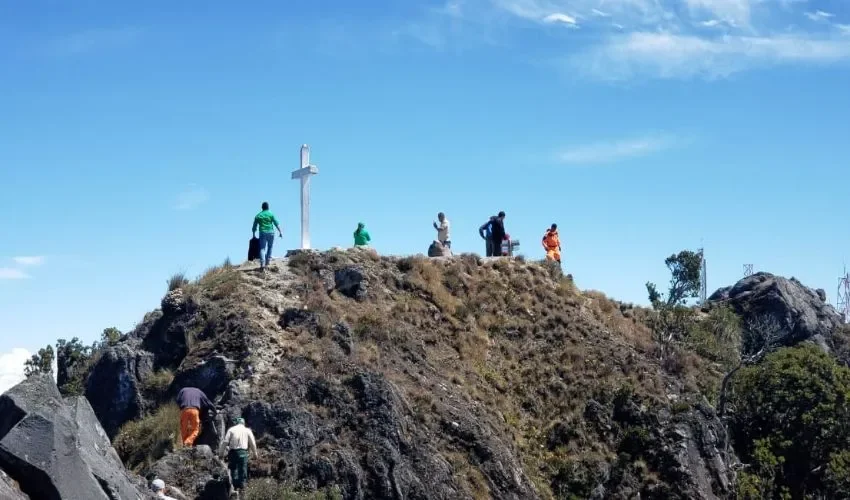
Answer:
[291, 144, 319, 249]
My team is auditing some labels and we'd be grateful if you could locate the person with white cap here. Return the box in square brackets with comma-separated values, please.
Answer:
[151, 478, 179, 500]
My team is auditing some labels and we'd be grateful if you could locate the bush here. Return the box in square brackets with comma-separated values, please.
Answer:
[730, 345, 850, 498]
[166, 272, 189, 292]
[141, 369, 174, 401]
[685, 306, 741, 369]
[243, 479, 342, 500]
[113, 403, 181, 471]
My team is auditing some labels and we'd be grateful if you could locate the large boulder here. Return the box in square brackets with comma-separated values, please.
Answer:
[709, 272, 844, 348]
[0, 374, 152, 500]
[86, 341, 155, 438]
[150, 446, 231, 500]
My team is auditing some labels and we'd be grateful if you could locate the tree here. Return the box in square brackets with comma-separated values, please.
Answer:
[729, 344, 850, 498]
[101, 327, 121, 347]
[646, 250, 703, 309]
[717, 314, 784, 419]
[23, 345, 54, 377]
[56, 337, 93, 396]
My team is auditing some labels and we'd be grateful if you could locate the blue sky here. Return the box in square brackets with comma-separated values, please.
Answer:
[1, 0, 848, 389]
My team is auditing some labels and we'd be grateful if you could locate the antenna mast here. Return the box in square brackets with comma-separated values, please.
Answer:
[838, 265, 850, 322]
[699, 247, 707, 305]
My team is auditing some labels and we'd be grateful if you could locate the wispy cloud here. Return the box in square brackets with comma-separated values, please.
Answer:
[0, 348, 31, 394]
[558, 134, 678, 165]
[13, 256, 45, 267]
[410, 0, 850, 80]
[805, 10, 834, 22]
[573, 31, 850, 80]
[0, 268, 30, 280]
[175, 185, 210, 211]
[544, 13, 579, 26]
[48, 27, 141, 56]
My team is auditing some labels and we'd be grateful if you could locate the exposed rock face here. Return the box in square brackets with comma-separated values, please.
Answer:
[86, 341, 154, 438]
[0, 469, 28, 500]
[0, 374, 151, 500]
[428, 240, 452, 257]
[334, 266, 368, 301]
[709, 272, 844, 348]
[150, 446, 230, 500]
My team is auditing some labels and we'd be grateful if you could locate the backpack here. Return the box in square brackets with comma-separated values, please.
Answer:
[248, 237, 261, 261]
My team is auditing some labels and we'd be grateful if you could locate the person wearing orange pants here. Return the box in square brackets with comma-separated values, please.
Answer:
[180, 408, 201, 447]
[176, 386, 216, 447]
[542, 223, 561, 264]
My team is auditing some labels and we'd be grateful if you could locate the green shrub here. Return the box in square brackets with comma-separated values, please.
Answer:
[686, 306, 741, 369]
[113, 403, 181, 471]
[243, 479, 342, 500]
[730, 345, 850, 498]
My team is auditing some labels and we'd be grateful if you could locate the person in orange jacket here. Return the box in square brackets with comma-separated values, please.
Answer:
[542, 224, 561, 264]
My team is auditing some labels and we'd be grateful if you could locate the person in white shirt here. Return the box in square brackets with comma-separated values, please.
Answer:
[433, 212, 451, 249]
[151, 479, 178, 500]
[219, 417, 259, 492]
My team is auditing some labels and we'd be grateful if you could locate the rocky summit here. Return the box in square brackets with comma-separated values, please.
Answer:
[2, 250, 847, 499]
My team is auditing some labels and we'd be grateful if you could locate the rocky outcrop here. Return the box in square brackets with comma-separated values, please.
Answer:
[0, 374, 152, 500]
[150, 446, 230, 500]
[709, 272, 843, 348]
[86, 341, 155, 438]
[334, 266, 368, 301]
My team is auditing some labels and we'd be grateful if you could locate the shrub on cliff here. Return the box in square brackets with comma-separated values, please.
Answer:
[730, 345, 850, 498]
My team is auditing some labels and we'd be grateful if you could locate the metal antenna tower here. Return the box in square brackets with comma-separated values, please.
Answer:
[838, 265, 850, 322]
[744, 264, 754, 277]
[699, 247, 708, 305]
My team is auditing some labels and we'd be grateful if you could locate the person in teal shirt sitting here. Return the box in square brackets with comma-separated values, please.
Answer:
[252, 202, 283, 270]
[353, 222, 371, 247]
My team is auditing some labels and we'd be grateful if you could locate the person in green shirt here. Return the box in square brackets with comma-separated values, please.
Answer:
[353, 222, 371, 247]
[252, 202, 283, 270]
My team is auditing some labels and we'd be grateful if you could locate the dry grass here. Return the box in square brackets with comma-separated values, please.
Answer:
[141, 369, 174, 401]
[166, 272, 189, 292]
[113, 403, 181, 471]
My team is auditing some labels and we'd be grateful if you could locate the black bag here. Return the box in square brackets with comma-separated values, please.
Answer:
[248, 237, 261, 261]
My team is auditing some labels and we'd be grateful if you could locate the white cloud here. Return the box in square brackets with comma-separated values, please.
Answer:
[543, 13, 578, 26]
[805, 10, 834, 22]
[407, 0, 850, 80]
[175, 185, 210, 211]
[0, 348, 30, 394]
[13, 256, 45, 267]
[558, 134, 677, 165]
[0, 268, 29, 280]
[573, 32, 850, 80]
[685, 0, 751, 26]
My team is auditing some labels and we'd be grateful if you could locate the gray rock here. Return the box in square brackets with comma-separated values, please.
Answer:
[161, 288, 188, 315]
[150, 446, 231, 500]
[428, 240, 452, 258]
[0, 469, 28, 499]
[0, 374, 152, 500]
[709, 272, 843, 348]
[86, 342, 154, 438]
[335, 266, 368, 301]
